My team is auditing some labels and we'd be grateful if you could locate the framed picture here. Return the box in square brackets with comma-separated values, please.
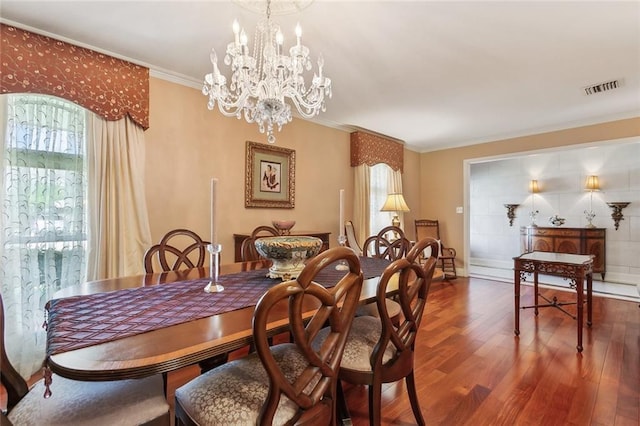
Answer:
[245, 141, 295, 208]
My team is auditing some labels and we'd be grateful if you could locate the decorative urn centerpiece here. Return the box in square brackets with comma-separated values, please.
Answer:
[548, 215, 566, 227]
[254, 236, 322, 280]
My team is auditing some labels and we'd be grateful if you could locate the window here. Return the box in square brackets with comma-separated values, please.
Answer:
[369, 163, 393, 235]
[1, 94, 87, 376]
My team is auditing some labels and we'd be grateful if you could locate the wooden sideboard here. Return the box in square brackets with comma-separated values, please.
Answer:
[520, 226, 606, 280]
[233, 230, 331, 262]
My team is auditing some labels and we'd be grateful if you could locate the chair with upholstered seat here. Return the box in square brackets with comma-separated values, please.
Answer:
[0, 294, 170, 426]
[357, 226, 411, 323]
[144, 228, 210, 273]
[415, 219, 457, 279]
[240, 225, 279, 261]
[144, 228, 226, 372]
[326, 238, 439, 426]
[174, 247, 363, 426]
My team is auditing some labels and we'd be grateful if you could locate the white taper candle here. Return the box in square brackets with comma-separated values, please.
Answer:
[210, 178, 218, 245]
[339, 189, 345, 238]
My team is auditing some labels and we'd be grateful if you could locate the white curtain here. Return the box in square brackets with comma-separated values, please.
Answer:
[0, 94, 87, 378]
[85, 114, 152, 280]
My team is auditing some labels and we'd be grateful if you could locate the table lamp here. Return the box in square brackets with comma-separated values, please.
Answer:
[380, 193, 410, 229]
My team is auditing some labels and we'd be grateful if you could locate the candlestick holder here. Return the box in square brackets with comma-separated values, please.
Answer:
[335, 235, 350, 270]
[204, 243, 224, 293]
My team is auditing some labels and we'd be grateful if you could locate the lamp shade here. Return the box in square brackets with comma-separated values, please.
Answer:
[529, 180, 540, 194]
[585, 175, 600, 191]
[380, 193, 410, 212]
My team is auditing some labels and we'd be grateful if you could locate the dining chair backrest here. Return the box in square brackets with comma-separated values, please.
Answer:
[144, 228, 209, 273]
[344, 220, 363, 256]
[362, 225, 410, 261]
[0, 294, 29, 413]
[240, 225, 279, 261]
[335, 237, 439, 425]
[375, 238, 437, 360]
[254, 246, 363, 424]
[174, 247, 363, 426]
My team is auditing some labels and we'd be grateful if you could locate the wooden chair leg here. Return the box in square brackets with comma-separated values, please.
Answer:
[368, 381, 383, 426]
[406, 371, 426, 425]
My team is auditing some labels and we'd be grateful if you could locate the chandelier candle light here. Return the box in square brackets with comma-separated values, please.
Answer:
[205, 178, 224, 293]
[202, 0, 332, 144]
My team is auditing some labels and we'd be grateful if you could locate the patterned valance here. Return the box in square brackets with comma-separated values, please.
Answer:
[0, 24, 149, 129]
[350, 131, 404, 172]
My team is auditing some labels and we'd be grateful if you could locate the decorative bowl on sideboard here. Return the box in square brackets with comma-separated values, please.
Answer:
[272, 220, 296, 235]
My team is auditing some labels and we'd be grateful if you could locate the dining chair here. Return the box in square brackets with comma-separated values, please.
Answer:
[144, 228, 210, 273]
[362, 225, 411, 260]
[240, 225, 279, 261]
[144, 228, 227, 373]
[344, 220, 363, 256]
[357, 225, 411, 323]
[325, 238, 439, 426]
[414, 219, 457, 279]
[174, 247, 364, 426]
[0, 294, 170, 426]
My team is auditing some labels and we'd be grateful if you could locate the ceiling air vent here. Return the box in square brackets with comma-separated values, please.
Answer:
[583, 79, 621, 96]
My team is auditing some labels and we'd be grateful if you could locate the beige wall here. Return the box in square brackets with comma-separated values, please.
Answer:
[145, 77, 422, 264]
[419, 117, 640, 275]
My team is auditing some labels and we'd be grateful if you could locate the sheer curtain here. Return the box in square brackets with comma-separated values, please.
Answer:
[370, 163, 395, 236]
[0, 94, 87, 377]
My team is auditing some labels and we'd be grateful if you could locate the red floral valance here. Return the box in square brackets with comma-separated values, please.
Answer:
[350, 131, 404, 172]
[0, 24, 149, 129]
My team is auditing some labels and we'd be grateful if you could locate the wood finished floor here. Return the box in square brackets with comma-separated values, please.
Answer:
[3, 277, 638, 425]
[167, 276, 640, 425]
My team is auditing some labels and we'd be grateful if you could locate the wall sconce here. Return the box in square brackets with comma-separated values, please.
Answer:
[504, 204, 520, 226]
[606, 202, 630, 230]
[380, 192, 410, 229]
[584, 175, 600, 228]
[529, 180, 540, 227]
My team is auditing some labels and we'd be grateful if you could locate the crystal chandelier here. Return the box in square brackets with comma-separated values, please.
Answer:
[202, 0, 331, 144]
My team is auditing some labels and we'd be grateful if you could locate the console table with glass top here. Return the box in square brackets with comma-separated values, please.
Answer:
[513, 251, 594, 352]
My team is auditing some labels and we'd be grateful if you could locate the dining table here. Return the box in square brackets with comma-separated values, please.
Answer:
[44, 257, 393, 385]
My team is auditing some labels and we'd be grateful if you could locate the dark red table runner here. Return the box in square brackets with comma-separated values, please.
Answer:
[46, 257, 390, 356]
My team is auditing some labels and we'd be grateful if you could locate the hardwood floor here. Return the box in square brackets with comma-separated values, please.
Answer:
[168, 277, 639, 425]
[4, 277, 639, 425]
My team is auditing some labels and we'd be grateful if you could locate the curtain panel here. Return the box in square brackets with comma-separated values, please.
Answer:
[350, 131, 404, 172]
[0, 24, 150, 129]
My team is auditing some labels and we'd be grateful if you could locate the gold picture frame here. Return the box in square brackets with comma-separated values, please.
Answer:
[245, 141, 296, 208]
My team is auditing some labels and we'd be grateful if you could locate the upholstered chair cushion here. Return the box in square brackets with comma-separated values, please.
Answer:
[355, 298, 401, 320]
[175, 343, 315, 425]
[8, 373, 169, 426]
[315, 316, 396, 372]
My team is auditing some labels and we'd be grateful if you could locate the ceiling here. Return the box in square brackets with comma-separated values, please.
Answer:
[1, 1, 639, 152]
